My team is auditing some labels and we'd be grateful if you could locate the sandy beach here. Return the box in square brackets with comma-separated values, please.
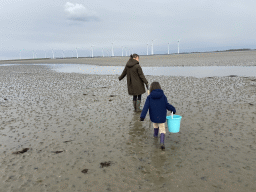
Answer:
[0, 51, 256, 192]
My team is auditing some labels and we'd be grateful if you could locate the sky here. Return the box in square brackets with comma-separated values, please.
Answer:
[1, 0, 256, 60]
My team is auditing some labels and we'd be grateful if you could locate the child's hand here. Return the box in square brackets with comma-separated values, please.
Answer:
[140, 117, 145, 121]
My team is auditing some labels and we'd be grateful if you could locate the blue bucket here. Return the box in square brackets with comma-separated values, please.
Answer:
[166, 115, 182, 133]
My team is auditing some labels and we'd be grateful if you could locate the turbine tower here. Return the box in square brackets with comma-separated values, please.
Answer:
[19, 50, 21, 60]
[91, 45, 94, 58]
[76, 48, 78, 58]
[52, 49, 54, 59]
[102, 48, 104, 57]
[62, 50, 65, 58]
[153, 39, 158, 55]
[178, 39, 180, 54]
[122, 46, 124, 57]
[147, 43, 149, 55]
[111, 43, 114, 57]
[168, 43, 170, 55]
[151, 39, 157, 55]
[151, 40, 154, 55]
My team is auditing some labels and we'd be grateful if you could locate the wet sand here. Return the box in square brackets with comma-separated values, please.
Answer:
[0, 53, 256, 192]
[1, 50, 256, 67]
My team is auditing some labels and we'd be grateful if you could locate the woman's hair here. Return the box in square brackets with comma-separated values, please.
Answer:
[150, 82, 162, 93]
[129, 53, 139, 60]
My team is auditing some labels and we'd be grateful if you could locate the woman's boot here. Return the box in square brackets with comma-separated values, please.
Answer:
[136, 100, 142, 112]
[133, 100, 136, 111]
[160, 133, 165, 150]
[153, 128, 159, 138]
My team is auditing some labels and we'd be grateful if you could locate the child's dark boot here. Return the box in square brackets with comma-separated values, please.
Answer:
[160, 133, 165, 150]
[153, 128, 159, 138]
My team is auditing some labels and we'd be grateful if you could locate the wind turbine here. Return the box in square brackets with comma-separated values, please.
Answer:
[91, 45, 94, 58]
[19, 50, 21, 59]
[147, 42, 149, 55]
[111, 42, 114, 57]
[168, 42, 170, 55]
[102, 48, 104, 57]
[122, 46, 124, 57]
[45, 50, 47, 58]
[151, 39, 156, 55]
[178, 39, 180, 54]
[52, 49, 54, 59]
[76, 48, 78, 58]
[132, 48, 133, 55]
[125, 47, 128, 56]
[62, 50, 65, 58]
[33, 50, 35, 59]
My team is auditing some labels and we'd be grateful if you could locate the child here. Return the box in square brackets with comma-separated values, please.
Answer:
[140, 82, 176, 150]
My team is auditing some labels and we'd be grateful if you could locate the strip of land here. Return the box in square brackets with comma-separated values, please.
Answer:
[0, 50, 256, 66]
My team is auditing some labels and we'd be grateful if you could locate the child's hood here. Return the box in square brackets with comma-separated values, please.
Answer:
[150, 89, 164, 99]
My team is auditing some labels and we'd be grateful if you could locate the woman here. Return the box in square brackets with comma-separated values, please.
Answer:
[119, 54, 148, 112]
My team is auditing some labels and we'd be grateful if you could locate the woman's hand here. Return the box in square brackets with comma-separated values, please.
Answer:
[145, 83, 149, 90]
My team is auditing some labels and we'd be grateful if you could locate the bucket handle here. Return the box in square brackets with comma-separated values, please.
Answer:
[171, 111, 173, 119]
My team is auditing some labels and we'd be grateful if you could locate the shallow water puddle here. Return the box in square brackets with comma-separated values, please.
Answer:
[1, 64, 256, 77]
[50, 64, 256, 78]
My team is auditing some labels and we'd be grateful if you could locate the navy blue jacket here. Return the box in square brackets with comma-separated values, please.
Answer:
[140, 89, 176, 123]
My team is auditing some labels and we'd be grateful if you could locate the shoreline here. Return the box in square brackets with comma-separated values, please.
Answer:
[0, 50, 256, 66]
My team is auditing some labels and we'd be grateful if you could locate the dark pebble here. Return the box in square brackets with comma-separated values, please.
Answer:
[63, 140, 73, 143]
[52, 151, 64, 154]
[81, 169, 88, 173]
[12, 148, 29, 154]
[100, 161, 112, 168]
